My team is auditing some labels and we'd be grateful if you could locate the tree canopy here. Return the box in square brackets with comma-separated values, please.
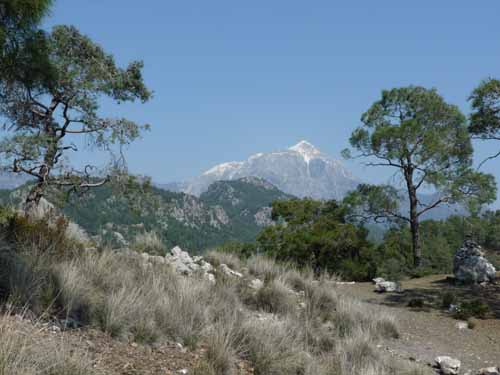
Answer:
[469, 78, 500, 166]
[0, 25, 152, 210]
[343, 86, 496, 267]
[257, 199, 376, 280]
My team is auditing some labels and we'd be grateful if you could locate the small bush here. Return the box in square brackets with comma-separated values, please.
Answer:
[441, 291, 457, 309]
[467, 317, 478, 330]
[452, 300, 491, 320]
[407, 298, 425, 309]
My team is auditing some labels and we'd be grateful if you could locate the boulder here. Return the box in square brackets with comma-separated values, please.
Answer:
[453, 240, 496, 284]
[374, 280, 399, 293]
[372, 277, 386, 284]
[435, 356, 461, 375]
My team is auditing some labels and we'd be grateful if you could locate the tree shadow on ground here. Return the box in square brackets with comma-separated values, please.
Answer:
[378, 276, 500, 319]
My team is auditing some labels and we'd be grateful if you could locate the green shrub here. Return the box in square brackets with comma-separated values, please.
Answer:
[441, 291, 457, 309]
[467, 317, 478, 329]
[407, 298, 425, 309]
[453, 300, 491, 320]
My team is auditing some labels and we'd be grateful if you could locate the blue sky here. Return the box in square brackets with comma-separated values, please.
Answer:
[45, 1, 500, 187]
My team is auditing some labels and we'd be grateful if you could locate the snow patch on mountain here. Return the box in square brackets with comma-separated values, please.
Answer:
[166, 141, 360, 201]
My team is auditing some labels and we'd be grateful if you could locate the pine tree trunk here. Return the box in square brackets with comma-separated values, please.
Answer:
[24, 181, 44, 215]
[408, 190, 422, 268]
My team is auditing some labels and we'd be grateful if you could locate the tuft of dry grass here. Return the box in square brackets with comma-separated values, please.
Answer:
[254, 278, 297, 315]
[205, 250, 241, 271]
[246, 255, 286, 282]
[131, 231, 166, 255]
[241, 317, 308, 375]
[0, 314, 96, 375]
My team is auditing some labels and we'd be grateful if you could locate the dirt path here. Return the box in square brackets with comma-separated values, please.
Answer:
[337, 275, 500, 373]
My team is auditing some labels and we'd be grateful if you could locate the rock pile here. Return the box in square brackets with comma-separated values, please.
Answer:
[137, 245, 247, 284]
[453, 240, 496, 284]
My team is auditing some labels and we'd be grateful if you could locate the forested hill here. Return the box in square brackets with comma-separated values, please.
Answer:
[0, 177, 293, 253]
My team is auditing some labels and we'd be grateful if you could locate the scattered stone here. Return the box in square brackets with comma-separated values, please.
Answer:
[249, 278, 264, 290]
[219, 263, 243, 278]
[479, 367, 500, 375]
[435, 356, 461, 375]
[203, 272, 216, 284]
[453, 240, 496, 284]
[178, 369, 188, 374]
[456, 321, 468, 330]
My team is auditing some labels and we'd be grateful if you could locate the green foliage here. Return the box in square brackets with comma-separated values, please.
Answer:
[469, 78, 500, 144]
[257, 199, 377, 280]
[0, 23, 151, 208]
[0, 0, 53, 85]
[452, 300, 491, 320]
[441, 291, 457, 309]
[407, 298, 425, 309]
[344, 85, 497, 267]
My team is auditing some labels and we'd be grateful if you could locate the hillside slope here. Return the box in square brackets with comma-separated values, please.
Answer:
[0, 177, 292, 252]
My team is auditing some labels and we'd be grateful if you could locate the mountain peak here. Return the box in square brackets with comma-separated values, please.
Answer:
[289, 140, 322, 162]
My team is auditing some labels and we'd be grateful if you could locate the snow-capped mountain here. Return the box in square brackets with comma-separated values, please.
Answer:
[169, 141, 360, 200]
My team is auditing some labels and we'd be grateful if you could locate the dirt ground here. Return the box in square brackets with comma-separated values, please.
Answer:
[337, 274, 500, 373]
[32, 323, 254, 375]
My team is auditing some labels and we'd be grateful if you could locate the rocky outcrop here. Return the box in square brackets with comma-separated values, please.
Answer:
[453, 240, 496, 284]
[138, 246, 243, 285]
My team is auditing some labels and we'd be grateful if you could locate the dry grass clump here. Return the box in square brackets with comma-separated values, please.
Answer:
[241, 317, 308, 375]
[283, 269, 311, 292]
[205, 250, 241, 271]
[0, 314, 96, 375]
[131, 231, 166, 255]
[303, 279, 338, 322]
[254, 278, 297, 315]
[54, 251, 211, 346]
[246, 255, 286, 282]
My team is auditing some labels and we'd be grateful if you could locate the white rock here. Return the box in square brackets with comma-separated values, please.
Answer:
[479, 367, 500, 375]
[204, 272, 216, 284]
[220, 264, 243, 278]
[455, 321, 468, 330]
[372, 277, 385, 284]
[453, 240, 496, 284]
[249, 278, 264, 290]
[435, 356, 461, 375]
[178, 369, 188, 374]
[374, 281, 399, 293]
[200, 260, 213, 272]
